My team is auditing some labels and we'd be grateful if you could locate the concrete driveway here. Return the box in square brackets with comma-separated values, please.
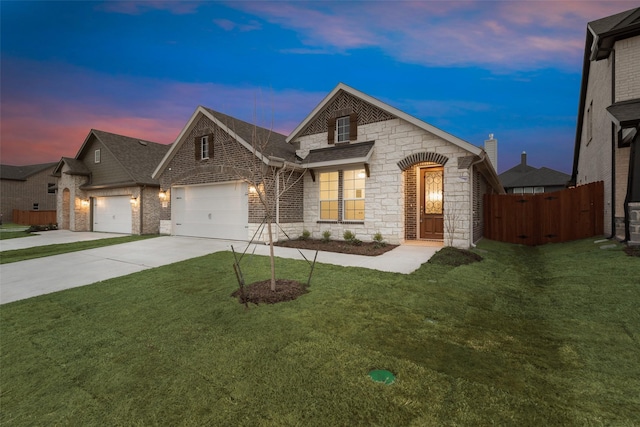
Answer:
[0, 231, 440, 304]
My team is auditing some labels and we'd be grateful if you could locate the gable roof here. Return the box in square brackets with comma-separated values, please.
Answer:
[153, 106, 297, 179]
[54, 129, 169, 186]
[0, 162, 58, 181]
[286, 83, 483, 157]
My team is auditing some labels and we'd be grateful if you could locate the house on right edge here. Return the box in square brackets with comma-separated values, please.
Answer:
[570, 7, 640, 245]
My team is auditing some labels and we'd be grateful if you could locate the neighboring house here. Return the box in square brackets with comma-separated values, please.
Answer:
[154, 83, 504, 248]
[53, 129, 170, 234]
[570, 7, 640, 244]
[500, 152, 570, 194]
[0, 162, 58, 222]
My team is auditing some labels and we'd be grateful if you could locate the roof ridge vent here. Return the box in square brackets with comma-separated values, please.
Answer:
[138, 140, 148, 146]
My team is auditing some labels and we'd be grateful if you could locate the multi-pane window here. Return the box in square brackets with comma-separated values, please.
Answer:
[47, 183, 56, 194]
[200, 136, 209, 160]
[343, 169, 365, 220]
[319, 171, 339, 220]
[336, 116, 350, 143]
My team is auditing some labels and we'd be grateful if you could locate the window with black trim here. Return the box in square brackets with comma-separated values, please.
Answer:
[47, 183, 56, 194]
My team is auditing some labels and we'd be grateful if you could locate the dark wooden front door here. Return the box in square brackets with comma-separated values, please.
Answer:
[420, 167, 444, 239]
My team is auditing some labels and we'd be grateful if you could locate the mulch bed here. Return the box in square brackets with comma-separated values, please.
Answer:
[275, 238, 398, 256]
[231, 279, 308, 305]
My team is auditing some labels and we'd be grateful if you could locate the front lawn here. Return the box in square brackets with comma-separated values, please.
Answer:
[1, 238, 638, 425]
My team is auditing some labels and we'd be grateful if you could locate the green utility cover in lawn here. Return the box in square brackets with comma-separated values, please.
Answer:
[369, 370, 395, 385]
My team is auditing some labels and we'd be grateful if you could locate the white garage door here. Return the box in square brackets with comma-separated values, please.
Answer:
[93, 196, 132, 234]
[172, 182, 248, 240]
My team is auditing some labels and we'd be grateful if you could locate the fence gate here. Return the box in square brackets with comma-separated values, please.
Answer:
[484, 181, 604, 246]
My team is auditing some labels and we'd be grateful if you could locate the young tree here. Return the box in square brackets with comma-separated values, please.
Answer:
[218, 112, 305, 291]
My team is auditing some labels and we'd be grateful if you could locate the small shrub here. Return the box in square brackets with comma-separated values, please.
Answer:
[322, 230, 332, 242]
[351, 238, 363, 246]
[299, 229, 311, 240]
[343, 230, 356, 242]
[372, 232, 387, 248]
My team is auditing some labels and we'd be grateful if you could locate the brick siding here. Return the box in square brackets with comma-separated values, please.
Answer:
[1, 168, 57, 222]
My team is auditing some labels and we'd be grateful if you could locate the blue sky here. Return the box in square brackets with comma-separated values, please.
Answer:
[1, 1, 636, 173]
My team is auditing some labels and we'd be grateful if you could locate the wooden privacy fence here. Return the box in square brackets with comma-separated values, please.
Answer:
[12, 210, 57, 226]
[484, 181, 604, 246]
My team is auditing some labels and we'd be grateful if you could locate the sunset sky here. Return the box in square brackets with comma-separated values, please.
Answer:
[1, 1, 636, 173]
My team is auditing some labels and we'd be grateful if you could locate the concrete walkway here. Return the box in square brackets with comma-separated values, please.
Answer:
[0, 231, 441, 304]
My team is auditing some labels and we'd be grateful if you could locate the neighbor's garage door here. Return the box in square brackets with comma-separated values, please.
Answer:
[93, 196, 132, 234]
[172, 182, 248, 240]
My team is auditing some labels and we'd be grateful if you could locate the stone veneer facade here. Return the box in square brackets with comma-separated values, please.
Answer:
[294, 115, 484, 247]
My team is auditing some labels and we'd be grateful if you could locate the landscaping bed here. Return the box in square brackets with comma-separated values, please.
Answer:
[275, 238, 398, 256]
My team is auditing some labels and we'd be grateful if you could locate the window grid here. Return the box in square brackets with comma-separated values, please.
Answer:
[201, 136, 209, 160]
[319, 171, 339, 220]
[336, 116, 350, 143]
[343, 169, 365, 220]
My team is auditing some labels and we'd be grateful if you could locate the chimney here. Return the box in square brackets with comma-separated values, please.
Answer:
[484, 134, 498, 172]
[521, 151, 527, 167]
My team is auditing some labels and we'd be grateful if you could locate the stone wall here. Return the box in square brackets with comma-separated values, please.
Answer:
[295, 117, 474, 247]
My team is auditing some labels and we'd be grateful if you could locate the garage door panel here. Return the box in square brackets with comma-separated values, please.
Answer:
[93, 196, 132, 234]
[172, 182, 248, 240]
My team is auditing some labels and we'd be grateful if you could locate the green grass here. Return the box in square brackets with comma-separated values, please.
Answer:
[0, 223, 31, 240]
[1, 238, 639, 425]
[0, 234, 160, 264]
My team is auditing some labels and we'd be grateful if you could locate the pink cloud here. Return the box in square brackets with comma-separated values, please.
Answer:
[97, 1, 201, 15]
[213, 18, 261, 32]
[230, 0, 636, 70]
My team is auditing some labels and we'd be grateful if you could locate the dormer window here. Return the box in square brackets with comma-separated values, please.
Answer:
[95, 149, 101, 163]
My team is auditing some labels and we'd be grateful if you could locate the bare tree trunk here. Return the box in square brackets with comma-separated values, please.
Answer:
[267, 215, 276, 291]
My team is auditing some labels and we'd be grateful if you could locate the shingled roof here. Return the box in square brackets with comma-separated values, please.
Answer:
[0, 162, 58, 181]
[153, 106, 298, 179]
[202, 107, 296, 162]
[500, 153, 570, 189]
[54, 130, 170, 186]
[303, 141, 375, 167]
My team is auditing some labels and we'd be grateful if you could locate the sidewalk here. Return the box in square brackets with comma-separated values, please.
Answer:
[0, 232, 441, 304]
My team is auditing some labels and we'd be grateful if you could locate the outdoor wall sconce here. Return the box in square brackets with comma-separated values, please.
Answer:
[159, 190, 167, 200]
[130, 196, 138, 205]
[249, 186, 257, 194]
[80, 199, 90, 208]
